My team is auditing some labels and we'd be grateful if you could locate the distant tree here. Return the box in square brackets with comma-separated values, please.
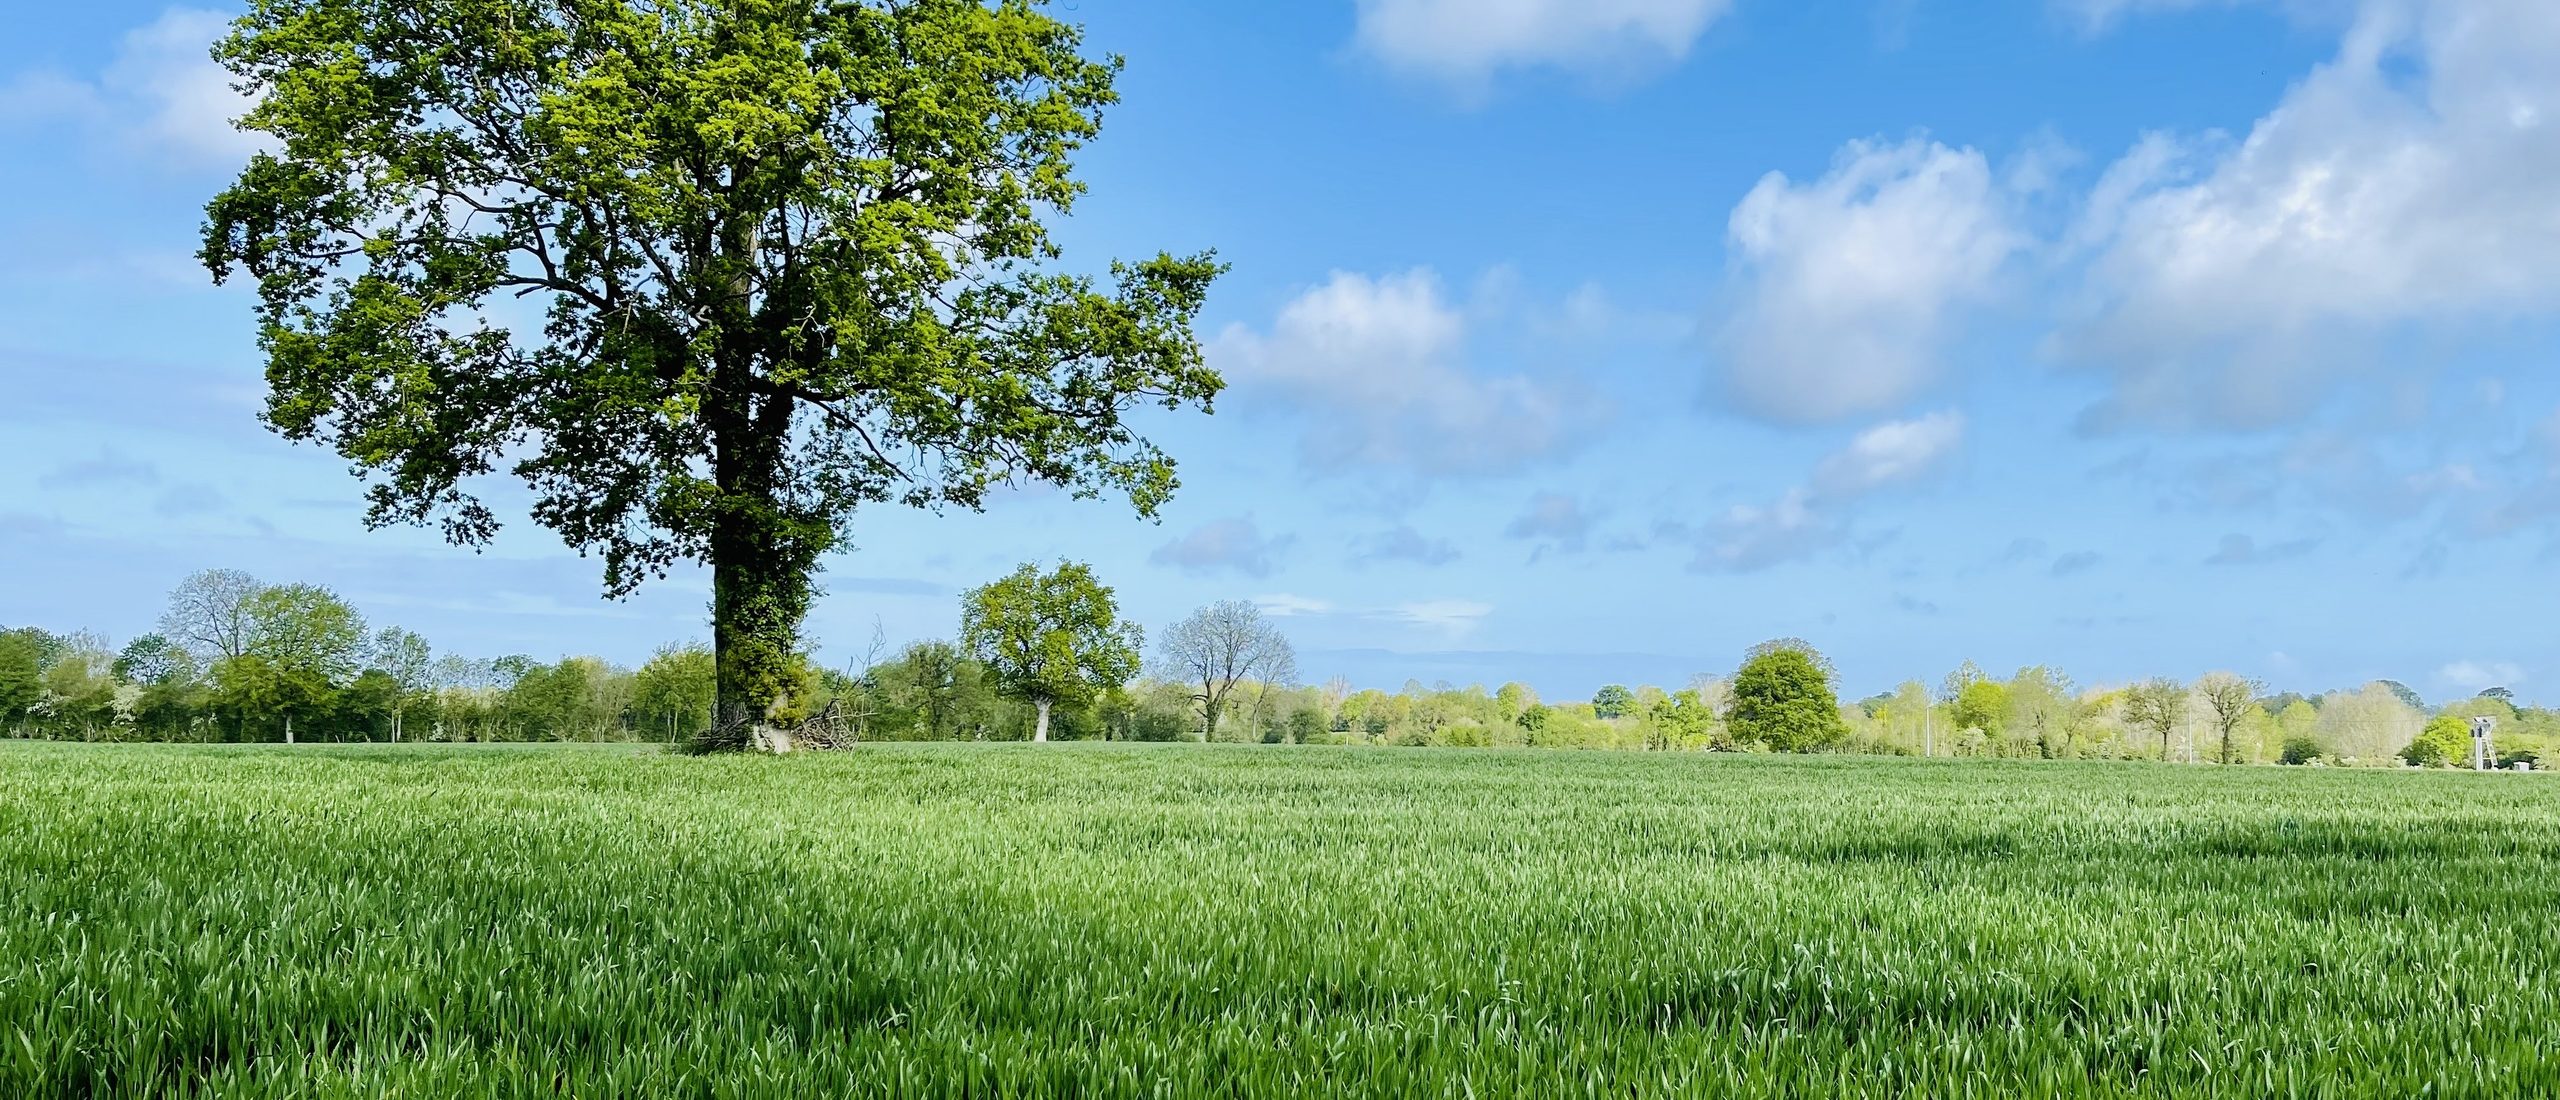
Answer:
[1953, 679, 2009, 739]
[2377, 679, 2426, 712]
[2315, 683, 2425, 762]
[1886, 680, 1933, 754]
[1747, 638, 1837, 684]
[633, 644, 718, 742]
[960, 562, 1142, 743]
[2122, 678, 2187, 761]
[871, 641, 1002, 741]
[233, 584, 366, 742]
[114, 634, 194, 687]
[2195, 672, 2265, 765]
[2278, 735, 2323, 765]
[246, 585, 367, 683]
[1157, 601, 1295, 742]
[1591, 684, 1636, 720]
[1729, 647, 1848, 752]
[160, 569, 263, 664]
[213, 654, 334, 744]
[367, 627, 434, 742]
[2257, 690, 2312, 714]
[24, 634, 116, 738]
[1648, 689, 1715, 751]
[2483, 686, 2516, 703]
[1940, 660, 1986, 705]
[203, 0, 1225, 746]
[2005, 667, 2081, 758]
[2399, 715, 2472, 767]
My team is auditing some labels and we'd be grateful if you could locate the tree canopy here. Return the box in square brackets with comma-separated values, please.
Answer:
[959, 561, 1141, 742]
[202, 0, 1224, 746]
[1728, 644, 1847, 752]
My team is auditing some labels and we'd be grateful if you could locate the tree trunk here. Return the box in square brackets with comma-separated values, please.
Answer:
[284, 713, 294, 745]
[704, 340, 824, 752]
[1033, 698, 1051, 744]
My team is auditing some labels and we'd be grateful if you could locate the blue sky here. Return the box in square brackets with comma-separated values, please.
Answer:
[5, 0, 2558, 704]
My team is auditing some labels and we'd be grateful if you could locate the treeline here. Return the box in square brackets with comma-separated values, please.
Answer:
[0, 569, 718, 744]
[4, 570, 2547, 769]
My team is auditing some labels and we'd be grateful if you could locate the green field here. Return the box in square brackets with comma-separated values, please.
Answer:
[3, 742, 2555, 1097]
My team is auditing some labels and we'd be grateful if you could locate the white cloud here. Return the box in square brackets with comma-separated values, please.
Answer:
[2437, 659, 2525, 695]
[0, 8, 266, 167]
[1809, 411, 1966, 496]
[1716, 139, 2026, 423]
[1352, 0, 1732, 87]
[1213, 269, 1606, 477]
[1253, 594, 1493, 638]
[1150, 518, 1294, 578]
[1679, 410, 1963, 572]
[2057, 0, 2560, 428]
[1383, 599, 1495, 635]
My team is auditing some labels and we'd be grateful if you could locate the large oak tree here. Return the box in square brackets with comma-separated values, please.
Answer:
[202, 0, 1223, 745]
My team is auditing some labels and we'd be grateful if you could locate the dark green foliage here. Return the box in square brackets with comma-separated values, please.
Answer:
[2377, 680, 2425, 712]
[1729, 648, 1848, 752]
[2279, 736, 2324, 765]
[201, 0, 1223, 733]
[0, 628, 46, 728]
[1590, 684, 1634, 720]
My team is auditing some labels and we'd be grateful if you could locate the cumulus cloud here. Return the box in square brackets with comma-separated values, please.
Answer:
[1213, 269, 1607, 477]
[1352, 0, 1733, 87]
[1350, 525, 1462, 567]
[1809, 411, 1967, 496]
[0, 8, 267, 167]
[2057, 0, 2560, 428]
[1150, 518, 1294, 578]
[1716, 139, 2026, 423]
[2437, 659, 2524, 695]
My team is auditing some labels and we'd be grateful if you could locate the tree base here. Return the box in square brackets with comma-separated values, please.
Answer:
[682, 699, 857, 755]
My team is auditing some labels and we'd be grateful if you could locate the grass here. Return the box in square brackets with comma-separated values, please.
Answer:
[2, 741, 2555, 1097]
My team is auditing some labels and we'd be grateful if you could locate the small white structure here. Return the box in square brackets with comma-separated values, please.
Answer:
[2470, 716, 2497, 772]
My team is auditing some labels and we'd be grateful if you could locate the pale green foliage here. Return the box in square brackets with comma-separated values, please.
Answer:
[1952, 678, 2007, 738]
[2316, 683, 2426, 764]
[2121, 677, 2187, 761]
[2402, 715, 2475, 767]
[633, 644, 718, 741]
[2002, 667, 2081, 758]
